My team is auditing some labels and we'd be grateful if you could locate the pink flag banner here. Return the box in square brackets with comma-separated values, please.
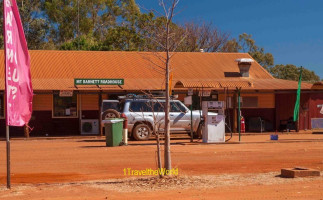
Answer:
[4, 0, 33, 126]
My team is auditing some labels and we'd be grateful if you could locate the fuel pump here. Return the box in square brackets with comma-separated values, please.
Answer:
[202, 101, 225, 143]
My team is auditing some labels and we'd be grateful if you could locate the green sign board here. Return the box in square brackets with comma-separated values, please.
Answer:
[74, 79, 124, 85]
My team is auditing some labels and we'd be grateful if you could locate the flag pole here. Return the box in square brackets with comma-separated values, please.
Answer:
[6, 125, 11, 189]
[3, 3, 11, 189]
[4, 50, 10, 189]
[3, 0, 33, 189]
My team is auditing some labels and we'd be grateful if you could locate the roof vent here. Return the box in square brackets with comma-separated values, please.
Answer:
[235, 58, 254, 77]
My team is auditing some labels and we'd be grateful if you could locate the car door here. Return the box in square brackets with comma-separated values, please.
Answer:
[151, 100, 165, 131]
[169, 101, 191, 131]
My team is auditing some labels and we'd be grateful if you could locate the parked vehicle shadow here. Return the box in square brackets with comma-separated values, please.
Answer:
[78, 139, 105, 143]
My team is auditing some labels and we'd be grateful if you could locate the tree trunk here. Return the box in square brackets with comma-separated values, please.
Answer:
[156, 133, 163, 178]
[164, 19, 172, 172]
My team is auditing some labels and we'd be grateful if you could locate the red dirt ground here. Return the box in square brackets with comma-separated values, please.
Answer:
[0, 133, 323, 199]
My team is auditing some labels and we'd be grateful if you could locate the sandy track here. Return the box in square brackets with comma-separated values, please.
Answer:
[0, 133, 323, 199]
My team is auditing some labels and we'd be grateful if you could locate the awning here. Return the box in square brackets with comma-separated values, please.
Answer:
[174, 80, 253, 89]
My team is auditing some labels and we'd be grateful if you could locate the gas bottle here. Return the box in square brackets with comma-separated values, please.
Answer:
[241, 116, 245, 133]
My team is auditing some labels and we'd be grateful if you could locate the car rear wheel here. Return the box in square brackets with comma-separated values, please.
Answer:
[102, 109, 120, 119]
[133, 124, 151, 141]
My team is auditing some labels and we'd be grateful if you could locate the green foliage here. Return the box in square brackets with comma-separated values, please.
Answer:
[238, 33, 274, 70]
[220, 33, 274, 70]
[221, 38, 241, 52]
[101, 26, 143, 51]
[43, 0, 142, 46]
[223, 33, 321, 81]
[0, 0, 320, 82]
[0, 0, 49, 49]
[59, 35, 100, 51]
[270, 64, 320, 83]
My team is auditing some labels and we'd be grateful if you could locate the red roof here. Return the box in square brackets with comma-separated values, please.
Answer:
[0, 50, 313, 90]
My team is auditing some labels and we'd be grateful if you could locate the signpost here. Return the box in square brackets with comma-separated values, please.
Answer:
[198, 90, 211, 97]
[59, 90, 73, 97]
[74, 79, 124, 85]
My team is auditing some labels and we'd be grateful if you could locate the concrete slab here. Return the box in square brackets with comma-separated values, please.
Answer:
[281, 167, 320, 178]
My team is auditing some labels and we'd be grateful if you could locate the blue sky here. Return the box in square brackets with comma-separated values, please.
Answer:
[136, 0, 323, 78]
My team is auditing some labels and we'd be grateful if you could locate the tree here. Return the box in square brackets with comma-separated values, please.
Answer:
[44, 0, 98, 45]
[270, 64, 320, 83]
[221, 38, 241, 52]
[101, 26, 143, 51]
[238, 33, 274, 70]
[59, 35, 101, 51]
[0, 0, 49, 49]
[177, 22, 230, 52]
[44, 0, 142, 48]
[140, 0, 186, 174]
[157, 0, 180, 173]
[136, 14, 183, 52]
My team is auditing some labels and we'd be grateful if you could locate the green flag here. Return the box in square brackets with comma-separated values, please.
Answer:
[293, 67, 303, 122]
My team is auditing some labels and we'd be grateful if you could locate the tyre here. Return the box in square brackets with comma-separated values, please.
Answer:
[133, 123, 151, 141]
[102, 109, 120, 119]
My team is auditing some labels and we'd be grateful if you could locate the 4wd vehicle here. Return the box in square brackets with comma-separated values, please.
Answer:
[101, 97, 202, 141]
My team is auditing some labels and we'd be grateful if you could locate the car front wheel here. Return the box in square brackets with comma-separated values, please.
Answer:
[133, 124, 151, 141]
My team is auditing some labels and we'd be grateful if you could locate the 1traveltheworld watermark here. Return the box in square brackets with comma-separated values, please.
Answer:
[123, 168, 179, 176]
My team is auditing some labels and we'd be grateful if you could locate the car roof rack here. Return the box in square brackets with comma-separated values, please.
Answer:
[118, 93, 178, 100]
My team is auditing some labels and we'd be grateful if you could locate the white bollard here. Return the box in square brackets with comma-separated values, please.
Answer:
[122, 128, 128, 145]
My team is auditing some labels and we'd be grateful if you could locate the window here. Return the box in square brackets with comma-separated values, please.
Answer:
[53, 93, 78, 117]
[153, 102, 164, 112]
[241, 97, 258, 108]
[129, 101, 152, 112]
[170, 102, 187, 112]
[0, 94, 4, 118]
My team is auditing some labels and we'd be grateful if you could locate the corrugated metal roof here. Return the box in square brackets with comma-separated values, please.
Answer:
[174, 80, 221, 88]
[251, 79, 313, 90]
[174, 78, 312, 90]
[0, 50, 313, 91]
[174, 80, 252, 89]
[312, 82, 323, 89]
[219, 80, 253, 88]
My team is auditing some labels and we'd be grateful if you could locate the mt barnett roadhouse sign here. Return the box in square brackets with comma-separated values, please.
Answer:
[74, 79, 124, 85]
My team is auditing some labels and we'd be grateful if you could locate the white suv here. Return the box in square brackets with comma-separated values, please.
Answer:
[102, 98, 202, 141]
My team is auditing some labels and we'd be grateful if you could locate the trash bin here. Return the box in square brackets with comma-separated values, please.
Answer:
[104, 118, 124, 147]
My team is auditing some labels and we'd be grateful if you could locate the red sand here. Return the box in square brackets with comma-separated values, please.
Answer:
[0, 133, 322, 199]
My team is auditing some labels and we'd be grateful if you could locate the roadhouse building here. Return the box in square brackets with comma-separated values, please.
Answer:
[0, 50, 322, 137]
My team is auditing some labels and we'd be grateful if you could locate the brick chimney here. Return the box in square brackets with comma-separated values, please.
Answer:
[235, 58, 254, 77]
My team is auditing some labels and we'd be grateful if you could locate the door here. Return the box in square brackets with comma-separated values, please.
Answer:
[169, 101, 191, 131]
